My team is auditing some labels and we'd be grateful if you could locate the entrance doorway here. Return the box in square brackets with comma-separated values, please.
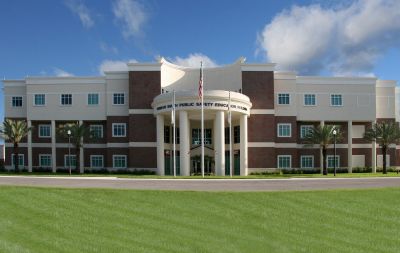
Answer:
[225, 150, 240, 176]
[191, 155, 213, 175]
[164, 150, 180, 175]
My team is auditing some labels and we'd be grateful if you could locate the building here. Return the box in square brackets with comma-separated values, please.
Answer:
[3, 57, 400, 175]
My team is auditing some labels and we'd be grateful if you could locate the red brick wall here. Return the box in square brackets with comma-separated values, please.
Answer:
[129, 71, 161, 109]
[106, 116, 129, 143]
[275, 116, 297, 143]
[248, 114, 275, 142]
[242, 71, 274, 109]
[129, 147, 157, 168]
[248, 147, 275, 168]
[129, 114, 156, 142]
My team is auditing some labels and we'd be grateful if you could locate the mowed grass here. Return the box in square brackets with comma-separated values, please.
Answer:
[0, 187, 399, 253]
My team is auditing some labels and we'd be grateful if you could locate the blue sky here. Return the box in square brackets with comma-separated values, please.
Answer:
[1, 0, 399, 124]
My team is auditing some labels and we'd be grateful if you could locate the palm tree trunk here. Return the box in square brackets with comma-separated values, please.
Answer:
[322, 147, 327, 175]
[382, 146, 387, 174]
[13, 143, 19, 173]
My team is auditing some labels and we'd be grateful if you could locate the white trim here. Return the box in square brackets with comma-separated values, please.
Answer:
[129, 142, 157, 147]
[241, 63, 276, 71]
[26, 76, 106, 85]
[296, 76, 377, 85]
[33, 94, 46, 106]
[330, 94, 343, 107]
[89, 124, 104, 138]
[303, 94, 317, 106]
[112, 123, 127, 137]
[107, 143, 129, 148]
[277, 93, 290, 105]
[277, 143, 298, 148]
[248, 142, 275, 148]
[277, 123, 292, 137]
[90, 155, 104, 168]
[38, 124, 51, 138]
[129, 109, 153, 114]
[112, 93, 126, 105]
[250, 109, 275, 114]
[277, 155, 292, 169]
[83, 144, 107, 148]
[112, 155, 127, 169]
[300, 155, 314, 169]
[39, 154, 52, 167]
[60, 94, 73, 106]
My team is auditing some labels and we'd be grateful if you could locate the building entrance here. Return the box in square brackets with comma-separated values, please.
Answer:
[225, 150, 240, 176]
[164, 151, 180, 175]
[191, 156, 213, 175]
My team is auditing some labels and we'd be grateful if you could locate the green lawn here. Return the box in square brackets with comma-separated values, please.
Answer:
[0, 187, 399, 253]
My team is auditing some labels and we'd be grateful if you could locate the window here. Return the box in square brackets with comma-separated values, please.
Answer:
[331, 94, 342, 106]
[113, 93, 125, 105]
[164, 126, 170, 143]
[61, 94, 72, 105]
[225, 127, 230, 144]
[278, 155, 291, 169]
[90, 155, 104, 168]
[34, 94, 46, 106]
[90, 125, 103, 138]
[112, 123, 126, 137]
[300, 125, 313, 139]
[175, 127, 180, 144]
[39, 154, 52, 167]
[12, 96, 23, 107]
[278, 124, 291, 137]
[113, 155, 127, 168]
[192, 129, 212, 145]
[11, 154, 24, 166]
[39, 125, 51, 138]
[64, 155, 76, 168]
[278, 93, 290, 105]
[304, 94, 316, 106]
[88, 93, 99, 105]
[327, 155, 340, 168]
[234, 126, 240, 143]
[301, 156, 314, 169]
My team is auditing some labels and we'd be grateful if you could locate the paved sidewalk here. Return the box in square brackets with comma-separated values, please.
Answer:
[0, 176, 399, 191]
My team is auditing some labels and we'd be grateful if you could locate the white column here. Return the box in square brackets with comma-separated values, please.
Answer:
[372, 121, 377, 173]
[79, 120, 84, 173]
[180, 111, 190, 176]
[320, 120, 325, 173]
[27, 120, 32, 172]
[240, 114, 248, 176]
[214, 111, 225, 176]
[156, 114, 165, 176]
[51, 120, 56, 173]
[348, 121, 353, 173]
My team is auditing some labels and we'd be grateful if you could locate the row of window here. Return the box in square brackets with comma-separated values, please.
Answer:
[35, 124, 124, 138]
[163, 127, 242, 145]
[278, 124, 314, 138]
[278, 155, 339, 169]
[11, 154, 127, 169]
[11, 93, 126, 107]
[277, 93, 343, 106]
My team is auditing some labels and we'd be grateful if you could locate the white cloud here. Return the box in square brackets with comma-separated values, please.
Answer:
[100, 42, 119, 54]
[257, 0, 400, 75]
[98, 59, 137, 74]
[65, 0, 94, 28]
[113, 0, 147, 39]
[53, 68, 74, 77]
[170, 53, 218, 68]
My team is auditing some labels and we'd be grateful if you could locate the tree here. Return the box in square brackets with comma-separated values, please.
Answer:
[363, 121, 400, 174]
[303, 125, 342, 175]
[58, 122, 93, 174]
[0, 119, 33, 172]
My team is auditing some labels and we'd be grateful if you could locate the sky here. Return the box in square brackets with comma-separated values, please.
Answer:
[0, 0, 399, 125]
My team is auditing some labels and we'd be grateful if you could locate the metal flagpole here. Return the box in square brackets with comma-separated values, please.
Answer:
[229, 91, 233, 177]
[172, 90, 176, 177]
[201, 62, 205, 178]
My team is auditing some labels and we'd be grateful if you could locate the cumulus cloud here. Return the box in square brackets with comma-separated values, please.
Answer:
[65, 0, 94, 28]
[100, 42, 119, 54]
[98, 59, 137, 74]
[113, 0, 147, 39]
[257, 0, 400, 75]
[170, 53, 218, 68]
[53, 68, 74, 77]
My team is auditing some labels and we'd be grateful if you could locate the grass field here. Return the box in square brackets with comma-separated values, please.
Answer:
[0, 187, 399, 253]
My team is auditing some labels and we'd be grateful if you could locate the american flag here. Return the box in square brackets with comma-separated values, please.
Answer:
[198, 63, 203, 99]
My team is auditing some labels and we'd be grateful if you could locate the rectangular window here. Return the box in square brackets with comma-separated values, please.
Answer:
[327, 155, 340, 168]
[112, 123, 126, 137]
[11, 154, 24, 166]
[90, 155, 104, 168]
[39, 154, 52, 167]
[300, 125, 313, 139]
[34, 94, 46, 106]
[331, 94, 343, 106]
[88, 93, 99, 105]
[278, 155, 291, 169]
[38, 125, 51, 138]
[192, 129, 212, 145]
[64, 155, 76, 168]
[304, 94, 316, 106]
[234, 126, 240, 143]
[278, 93, 290, 105]
[164, 126, 170, 143]
[61, 94, 72, 105]
[301, 156, 314, 169]
[12, 96, 23, 107]
[113, 155, 127, 169]
[113, 93, 125, 105]
[90, 125, 103, 138]
[278, 123, 291, 137]
[225, 127, 230, 144]
[176, 127, 180, 144]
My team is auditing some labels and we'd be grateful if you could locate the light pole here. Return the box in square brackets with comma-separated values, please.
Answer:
[333, 128, 337, 177]
[67, 130, 71, 175]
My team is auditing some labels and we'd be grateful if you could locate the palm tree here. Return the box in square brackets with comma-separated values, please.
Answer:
[58, 122, 92, 174]
[0, 119, 33, 172]
[363, 121, 400, 174]
[303, 125, 342, 175]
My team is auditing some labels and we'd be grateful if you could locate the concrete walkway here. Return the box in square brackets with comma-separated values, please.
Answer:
[0, 176, 399, 191]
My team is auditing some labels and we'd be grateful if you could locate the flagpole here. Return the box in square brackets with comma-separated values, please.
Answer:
[201, 62, 205, 178]
[172, 90, 176, 177]
[229, 91, 233, 178]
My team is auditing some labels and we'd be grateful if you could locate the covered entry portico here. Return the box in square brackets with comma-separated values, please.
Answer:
[152, 90, 252, 176]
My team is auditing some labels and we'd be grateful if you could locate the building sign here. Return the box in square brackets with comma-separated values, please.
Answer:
[156, 101, 249, 113]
